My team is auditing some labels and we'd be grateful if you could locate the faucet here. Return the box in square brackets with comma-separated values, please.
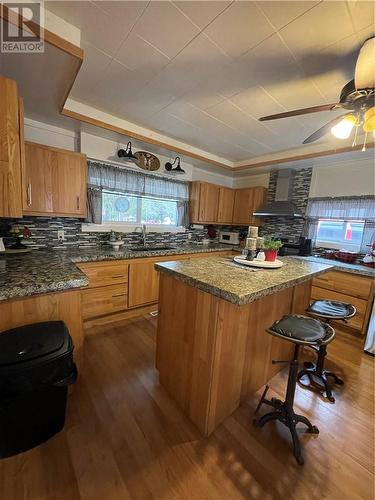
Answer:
[135, 224, 147, 246]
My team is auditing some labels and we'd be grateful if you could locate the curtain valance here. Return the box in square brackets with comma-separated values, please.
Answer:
[88, 160, 189, 201]
[306, 196, 375, 221]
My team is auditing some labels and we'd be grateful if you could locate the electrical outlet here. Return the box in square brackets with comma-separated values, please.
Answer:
[57, 230, 65, 241]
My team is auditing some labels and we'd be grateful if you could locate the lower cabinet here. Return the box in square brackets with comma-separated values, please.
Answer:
[77, 251, 234, 323]
[128, 261, 160, 308]
[311, 270, 374, 335]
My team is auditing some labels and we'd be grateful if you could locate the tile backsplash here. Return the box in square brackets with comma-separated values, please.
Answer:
[260, 167, 312, 243]
[0, 217, 244, 250]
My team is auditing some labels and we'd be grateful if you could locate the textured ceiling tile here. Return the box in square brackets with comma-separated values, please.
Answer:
[204, 1, 275, 58]
[346, 0, 375, 33]
[115, 33, 170, 77]
[256, 1, 319, 31]
[131, 1, 199, 59]
[280, 1, 355, 59]
[174, 1, 232, 29]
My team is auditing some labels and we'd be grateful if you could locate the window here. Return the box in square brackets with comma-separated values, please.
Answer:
[315, 219, 365, 252]
[102, 190, 179, 226]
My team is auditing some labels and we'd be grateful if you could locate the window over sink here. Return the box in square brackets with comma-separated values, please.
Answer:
[315, 219, 365, 252]
[102, 190, 179, 226]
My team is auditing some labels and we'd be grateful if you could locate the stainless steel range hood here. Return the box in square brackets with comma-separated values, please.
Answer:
[253, 169, 304, 218]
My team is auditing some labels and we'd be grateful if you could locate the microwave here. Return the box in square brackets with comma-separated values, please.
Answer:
[219, 231, 240, 245]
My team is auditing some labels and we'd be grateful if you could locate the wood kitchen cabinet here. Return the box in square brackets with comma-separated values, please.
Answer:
[232, 187, 267, 225]
[190, 181, 267, 225]
[217, 187, 235, 223]
[23, 142, 87, 217]
[311, 270, 374, 335]
[128, 261, 160, 308]
[0, 76, 23, 217]
[190, 181, 220, 223]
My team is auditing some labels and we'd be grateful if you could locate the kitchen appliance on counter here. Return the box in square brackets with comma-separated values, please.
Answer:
[278, 237, 312, 257]
[219, 231, 240, 245]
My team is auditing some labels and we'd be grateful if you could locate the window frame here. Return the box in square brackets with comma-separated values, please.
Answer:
[82, 190, 187, 233]
[315, 218, 365, 252]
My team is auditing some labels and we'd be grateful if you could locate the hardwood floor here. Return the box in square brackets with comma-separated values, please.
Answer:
[0, 316, 373, 500]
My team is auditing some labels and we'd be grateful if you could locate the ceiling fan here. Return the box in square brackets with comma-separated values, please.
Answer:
[258, 37, 375, 150]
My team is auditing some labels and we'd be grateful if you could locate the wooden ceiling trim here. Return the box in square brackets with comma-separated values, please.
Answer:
[1, 4, 83, 112]
[61, 108, 233, 171]
[233, 143, 375, 171]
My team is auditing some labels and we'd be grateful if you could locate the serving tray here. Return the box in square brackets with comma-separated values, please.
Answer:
[233, 256, 284, 269]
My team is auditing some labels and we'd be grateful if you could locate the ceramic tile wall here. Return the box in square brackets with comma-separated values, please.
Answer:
[260, 167, 312, 242]
[0, 217, 244, 250]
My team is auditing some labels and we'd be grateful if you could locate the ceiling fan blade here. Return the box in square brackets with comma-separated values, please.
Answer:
[355, 36, 375, 89]
[302, 114, 350, 144]
[259, 103, 338, 121]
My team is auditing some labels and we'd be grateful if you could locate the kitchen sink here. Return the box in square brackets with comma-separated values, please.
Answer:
[130, 246, 176, 252]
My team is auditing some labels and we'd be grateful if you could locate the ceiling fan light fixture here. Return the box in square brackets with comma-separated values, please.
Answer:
[363, 106, 375, 133]
[331, 115, 357, 139]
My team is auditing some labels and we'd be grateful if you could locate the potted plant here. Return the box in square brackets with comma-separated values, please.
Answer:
[263, 237, 283, 262]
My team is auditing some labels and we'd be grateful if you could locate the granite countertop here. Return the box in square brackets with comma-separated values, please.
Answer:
[294, 255, 375, 278]
[155, 256, 335, 306]
[0, 243, 233, 301]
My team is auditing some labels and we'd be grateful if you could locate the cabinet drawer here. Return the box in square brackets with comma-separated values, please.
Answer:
[312, 270, 372, 300]
[77, 261, 129, 288]
[311, 286, 367, 332]
[81, 284, 127, 319]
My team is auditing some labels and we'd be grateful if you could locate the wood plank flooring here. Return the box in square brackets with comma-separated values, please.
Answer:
[0, 316, 373, 500]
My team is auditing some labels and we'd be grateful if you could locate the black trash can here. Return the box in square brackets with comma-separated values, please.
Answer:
[0, 321, 77, 458]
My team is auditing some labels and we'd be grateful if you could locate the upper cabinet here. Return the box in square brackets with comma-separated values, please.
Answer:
[23, 142, 87, 218]
[0, 76, 23, 218]
[232, 187, 267, 225]
[189, 181, 267, 226]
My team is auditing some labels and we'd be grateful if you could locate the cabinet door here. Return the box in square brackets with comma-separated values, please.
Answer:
[54, 152, 87, 216]
[0, 76, 22, 217]
[23, 143, 55, 214]
[23, 142, 87, 217]
[233, 189, 253, 224]
[128, 262, 160, 308]
[217, 187, 235, 223]
[250, 187, 267, 225]
[198, 183, 219, 222]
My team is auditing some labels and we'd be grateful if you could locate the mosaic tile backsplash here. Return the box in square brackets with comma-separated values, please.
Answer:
[0, 217, 245, 250]
[260, 167, 312, 243]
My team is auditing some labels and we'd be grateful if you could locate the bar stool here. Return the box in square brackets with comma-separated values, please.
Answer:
[298, 299, 356, 403]
[254, 314, 335, 465]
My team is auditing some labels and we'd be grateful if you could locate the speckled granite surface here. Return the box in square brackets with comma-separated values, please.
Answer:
[68, 243, 233, 263]
[155, 256, 335, 305]
[294, 255, 375, 278]
[0, 244, 232, 301]
[0, 252, 89, 301]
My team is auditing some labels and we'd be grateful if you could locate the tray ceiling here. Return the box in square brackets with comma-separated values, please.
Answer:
[43, 1, 375, 163]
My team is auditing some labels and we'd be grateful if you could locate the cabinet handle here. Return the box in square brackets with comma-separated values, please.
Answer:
[76, 196, 80, 210]
[26, 183, 32, 206]
[111, 275, 125, 278]
[112, 293, 126, 298]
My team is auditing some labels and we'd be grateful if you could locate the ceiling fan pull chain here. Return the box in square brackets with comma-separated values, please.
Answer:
[362, 132, 368, 152]
[352, 124, 358, 147]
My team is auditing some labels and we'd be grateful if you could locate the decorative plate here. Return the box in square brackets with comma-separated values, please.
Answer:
[233, 256, 284, 269]
[134, 151, 160, 171]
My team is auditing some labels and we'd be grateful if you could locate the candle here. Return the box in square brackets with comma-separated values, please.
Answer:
[248, 226, 258, 238]
[246, 237, 257, 250]
[256, 237, 264, 249]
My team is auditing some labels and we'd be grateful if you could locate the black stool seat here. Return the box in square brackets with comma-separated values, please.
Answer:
[307, 300, 356, 320]
[298, 299, 356, 403]
[269, 314, 332, 344]
[254, 315, 335, 465]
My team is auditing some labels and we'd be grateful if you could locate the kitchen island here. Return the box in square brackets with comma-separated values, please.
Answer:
[155, 256, 334, 436]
